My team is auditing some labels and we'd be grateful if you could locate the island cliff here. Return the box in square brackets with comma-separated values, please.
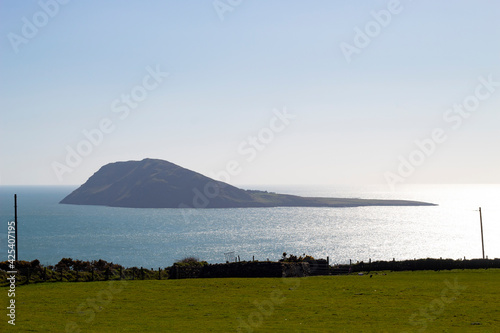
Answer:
[60, 158, 436, 208]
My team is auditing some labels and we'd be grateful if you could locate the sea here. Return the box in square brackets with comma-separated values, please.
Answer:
[0, 184, 498, 268]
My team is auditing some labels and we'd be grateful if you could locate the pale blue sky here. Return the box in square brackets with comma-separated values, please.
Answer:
[1, 0, 499, 186]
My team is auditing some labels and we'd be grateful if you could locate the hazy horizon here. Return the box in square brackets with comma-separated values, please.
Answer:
[1, 1, 499, 188]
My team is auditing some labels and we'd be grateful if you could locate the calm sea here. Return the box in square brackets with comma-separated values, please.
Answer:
[0, 184, 498, 268]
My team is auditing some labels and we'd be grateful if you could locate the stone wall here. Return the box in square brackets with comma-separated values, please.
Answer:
[339, 258, 500, 273]
[169, 261, 310, 279]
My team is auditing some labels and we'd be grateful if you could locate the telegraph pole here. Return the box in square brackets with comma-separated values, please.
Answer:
[479, 207, 485, 259]
[15, 194, 18, 262]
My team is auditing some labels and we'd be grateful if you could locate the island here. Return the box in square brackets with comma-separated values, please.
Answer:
[60, 158, 436, 208]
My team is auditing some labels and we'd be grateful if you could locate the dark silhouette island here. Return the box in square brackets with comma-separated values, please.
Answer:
[60, 158, 436, 208]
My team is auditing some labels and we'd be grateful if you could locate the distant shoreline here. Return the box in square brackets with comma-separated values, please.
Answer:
[59, 159, 439, 209]
[60, 197, 437, 209]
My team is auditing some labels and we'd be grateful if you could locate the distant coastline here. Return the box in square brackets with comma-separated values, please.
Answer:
[59, 158, 436, 208]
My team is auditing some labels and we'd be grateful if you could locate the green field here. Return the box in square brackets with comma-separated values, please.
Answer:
[2, 269, 499, 332]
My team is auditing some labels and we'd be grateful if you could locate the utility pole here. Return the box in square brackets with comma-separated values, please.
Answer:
[479, 207, 485, 259]
[15, 194, 18, 262]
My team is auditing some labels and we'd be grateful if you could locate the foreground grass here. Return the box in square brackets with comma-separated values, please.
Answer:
[2, 269, 499, 332]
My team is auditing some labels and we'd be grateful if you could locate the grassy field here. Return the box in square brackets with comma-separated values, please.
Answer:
[2, 269, 499, 332]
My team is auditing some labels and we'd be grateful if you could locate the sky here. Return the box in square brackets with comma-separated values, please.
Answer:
[1, 0, 499, 187]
